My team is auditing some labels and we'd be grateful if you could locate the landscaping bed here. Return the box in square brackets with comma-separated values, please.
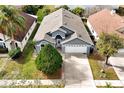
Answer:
[88, 53, 119, 80]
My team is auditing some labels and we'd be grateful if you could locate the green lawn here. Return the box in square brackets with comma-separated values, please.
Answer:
[88, 53, 119, 80]
[3, 56, 61, 79]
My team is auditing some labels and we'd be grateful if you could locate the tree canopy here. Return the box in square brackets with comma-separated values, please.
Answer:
[56, 5, 70, 10]
[72, 7, 85, 17]
[21, 5, 43, 15]
[35, 44, 62, 74]
[96, 32, 124, 64]
[36, 7, 52, 23]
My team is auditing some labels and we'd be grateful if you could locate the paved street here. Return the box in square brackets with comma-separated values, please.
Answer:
[63, 54, 95, 88]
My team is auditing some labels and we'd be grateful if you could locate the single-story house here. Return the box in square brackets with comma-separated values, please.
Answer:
[0, 12, 37, 52]
[87, 9, 124, 52]
[34, 8, 94, 54]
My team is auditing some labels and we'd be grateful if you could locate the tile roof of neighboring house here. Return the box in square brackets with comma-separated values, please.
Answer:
[0, 12, 36, 42]
[34, 8, 93, 45]
[88, 9, 124, 38]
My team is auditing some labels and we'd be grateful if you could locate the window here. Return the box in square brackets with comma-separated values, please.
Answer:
[41, 44, 44, 47]
[0, 39, 3, 41]
[15, 43, 18, 48]
[28, 32, 30, 36]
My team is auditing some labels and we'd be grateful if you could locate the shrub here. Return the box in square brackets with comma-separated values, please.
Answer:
[35, 44, 62, 74]
[8, 47, 21, 59]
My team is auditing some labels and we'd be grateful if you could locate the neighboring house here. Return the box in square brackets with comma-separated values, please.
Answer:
[0, 12, 37, 52]
[34, 8, 93, 54]
[87, 9, 124, 40]
[87, 9, 124, 52]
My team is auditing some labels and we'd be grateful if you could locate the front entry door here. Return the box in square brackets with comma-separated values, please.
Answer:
[56, 39, 61, 48]
[55, 35, 62, 48]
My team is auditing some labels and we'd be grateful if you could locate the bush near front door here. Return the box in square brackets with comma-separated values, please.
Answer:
[35, 44, 62, 74]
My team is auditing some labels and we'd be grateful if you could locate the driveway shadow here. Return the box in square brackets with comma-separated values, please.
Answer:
[112, 65, 124, 72]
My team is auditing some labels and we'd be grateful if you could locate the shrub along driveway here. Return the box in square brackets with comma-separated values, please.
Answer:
[63, 53, 95, 88]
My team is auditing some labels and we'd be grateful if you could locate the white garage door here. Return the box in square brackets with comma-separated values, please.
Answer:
[64, 46, 87, 53]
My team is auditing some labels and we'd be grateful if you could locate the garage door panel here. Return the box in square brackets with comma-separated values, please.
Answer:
[64, 46, 87, 53]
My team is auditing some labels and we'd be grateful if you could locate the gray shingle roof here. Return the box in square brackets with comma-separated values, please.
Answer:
[34, 8, 93, 45]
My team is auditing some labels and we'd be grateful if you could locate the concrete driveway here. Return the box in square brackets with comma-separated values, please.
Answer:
[109, 53, 124, 80]
[63, 53, 95, 88]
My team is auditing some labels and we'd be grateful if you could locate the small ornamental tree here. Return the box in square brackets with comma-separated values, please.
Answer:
[35, 44, 62, 74]
[96, 32, 124, 65]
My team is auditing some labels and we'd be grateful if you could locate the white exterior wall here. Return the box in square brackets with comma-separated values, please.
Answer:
[21, 21, 36, 51]
[87, 20, 99, 40]
[52, 30, 65, 39]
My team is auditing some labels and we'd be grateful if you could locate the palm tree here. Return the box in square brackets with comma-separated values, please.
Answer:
[0, 5, 25, 49]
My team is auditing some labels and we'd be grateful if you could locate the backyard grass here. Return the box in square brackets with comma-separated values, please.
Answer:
[88, 53, 119, 80]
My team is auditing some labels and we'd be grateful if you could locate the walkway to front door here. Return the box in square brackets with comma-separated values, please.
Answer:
[63, 53, 96, 88]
